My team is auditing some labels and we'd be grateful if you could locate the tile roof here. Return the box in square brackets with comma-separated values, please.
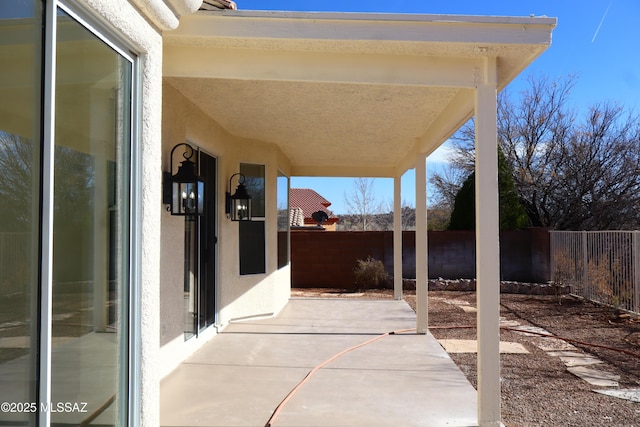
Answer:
[290, 207, 304, 227]
[200, 0, 237, 10]
[289, 188, 339, 223]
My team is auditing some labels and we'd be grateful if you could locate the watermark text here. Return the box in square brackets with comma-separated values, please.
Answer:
[1, 401, 88, 413]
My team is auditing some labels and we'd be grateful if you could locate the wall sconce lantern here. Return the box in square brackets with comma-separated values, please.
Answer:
[166, 143, 205, 216]
[226, 173, 252, 221]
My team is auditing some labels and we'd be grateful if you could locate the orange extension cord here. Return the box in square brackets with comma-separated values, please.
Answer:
[264, 324, 640, 426]
[264, 328, 416, 427]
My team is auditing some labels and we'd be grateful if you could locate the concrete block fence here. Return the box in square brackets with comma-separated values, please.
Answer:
[289, 229, 551, 289]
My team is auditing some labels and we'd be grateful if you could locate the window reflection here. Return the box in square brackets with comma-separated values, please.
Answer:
[50, 10, 131, 425]
[0, 2, 42, 425]
[239, 164, 266, 275]
[0, 4, 133, 425]
[277, 172, 290, 269]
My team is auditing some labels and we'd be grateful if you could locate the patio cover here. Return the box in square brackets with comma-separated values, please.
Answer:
[164, 10, 555, 177]
[163, 10, 556, 427]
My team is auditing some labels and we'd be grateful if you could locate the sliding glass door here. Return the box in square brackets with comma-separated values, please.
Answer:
[50, 7, 132, 426]
[0, 2, 43, 426]
[0, 1, 136, 425]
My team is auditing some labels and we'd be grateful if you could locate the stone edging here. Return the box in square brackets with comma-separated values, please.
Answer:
[401, 278, 571, 295]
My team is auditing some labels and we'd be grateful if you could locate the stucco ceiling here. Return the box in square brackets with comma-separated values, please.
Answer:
[164, 10, 556, 177]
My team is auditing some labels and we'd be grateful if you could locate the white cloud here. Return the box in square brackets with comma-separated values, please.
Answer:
[426, 141, 454, 165]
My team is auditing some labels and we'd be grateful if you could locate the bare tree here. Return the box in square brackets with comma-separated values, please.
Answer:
[497, 74, 576, 227]
[0, 131, 95, 232]
[430, 73, 640, 230]
[429, 165, 468, 213]
[550, 104, 640, 229]
[400, 200, 416, 230]
[427, 203, 450, 231]
[0, 132, 34, 229]
[374, 199, 417, 231]
[343, 177, 382, 230]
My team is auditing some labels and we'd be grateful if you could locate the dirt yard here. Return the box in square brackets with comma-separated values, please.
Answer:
[292, 288, 640, 427]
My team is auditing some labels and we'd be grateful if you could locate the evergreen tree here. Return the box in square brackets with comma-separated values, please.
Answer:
[448, 147, 529, 230]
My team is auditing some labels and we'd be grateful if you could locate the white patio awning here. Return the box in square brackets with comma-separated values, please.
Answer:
[164, 10, 555, 178]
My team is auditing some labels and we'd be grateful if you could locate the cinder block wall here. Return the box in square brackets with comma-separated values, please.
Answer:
[290, 229, 550, 288]
[290, 231, 387, 289]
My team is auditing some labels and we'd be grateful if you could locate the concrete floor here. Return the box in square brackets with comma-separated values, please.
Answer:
[160, 298, 478, 427]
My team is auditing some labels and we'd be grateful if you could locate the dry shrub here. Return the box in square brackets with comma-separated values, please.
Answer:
[353, 256, 390, 291]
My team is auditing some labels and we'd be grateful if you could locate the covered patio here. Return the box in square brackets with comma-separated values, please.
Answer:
[163, 9, 556, 425]
[160, 297, 477, 426]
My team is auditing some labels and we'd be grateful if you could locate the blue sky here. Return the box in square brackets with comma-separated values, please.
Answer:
[239, 0, 640, 214]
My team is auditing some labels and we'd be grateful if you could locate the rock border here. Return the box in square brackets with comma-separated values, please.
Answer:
[401, 278, 571, 295]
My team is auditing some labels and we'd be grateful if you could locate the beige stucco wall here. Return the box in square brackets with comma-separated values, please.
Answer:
[76, 1, 165, 426]
[78, 1, 165, 426]
[159, 81, 292, 376]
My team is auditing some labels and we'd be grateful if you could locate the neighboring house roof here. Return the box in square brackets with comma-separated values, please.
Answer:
[200, 0, 237, 10]
[289, 188, 339, 225]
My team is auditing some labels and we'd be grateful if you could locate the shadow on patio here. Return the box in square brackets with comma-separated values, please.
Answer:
[160, 298, 478, 427]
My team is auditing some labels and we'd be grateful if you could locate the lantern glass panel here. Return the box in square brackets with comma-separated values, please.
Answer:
[231, 197, 251, 221]
[172, 181, 204, 215]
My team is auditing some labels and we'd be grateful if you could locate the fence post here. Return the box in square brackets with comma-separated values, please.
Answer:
[634, 231, 640, 314]
[549, 232, 555, 283]
[580, 231, 587, 298]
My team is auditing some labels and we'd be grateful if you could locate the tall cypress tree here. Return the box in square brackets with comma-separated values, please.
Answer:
[448, 147, 529, 230]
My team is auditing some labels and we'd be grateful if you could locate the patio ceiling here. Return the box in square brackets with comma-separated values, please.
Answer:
[163, 10, 556, 177]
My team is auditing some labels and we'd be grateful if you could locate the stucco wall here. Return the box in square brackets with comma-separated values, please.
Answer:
[159, 82, 292, 376]
[78, 1, 165, 425]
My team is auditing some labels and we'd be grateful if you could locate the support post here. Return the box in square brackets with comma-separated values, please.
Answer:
[633, 232, 639, 314]
[475, 57, 501, 427]
[582, 231, 589, 299]
[393, 175, 403, 300]
[415, 155, 428, 333]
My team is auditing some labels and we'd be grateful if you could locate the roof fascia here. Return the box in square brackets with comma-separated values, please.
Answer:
[164, 45, 484, 88]
[167, 11, 556, 46]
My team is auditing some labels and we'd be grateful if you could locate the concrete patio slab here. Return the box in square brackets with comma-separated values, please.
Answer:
[160, 298, 478, 427]
[532, 337, 577, 352]
[567, 366, 620, 387]
[559, 355, 603, 367]
[594, 388, 640, 403]
[545, 351, 604, 367]
[499, 319, 521, 328]
[511, 325, 553, 337]
[437, 339, 529, 354]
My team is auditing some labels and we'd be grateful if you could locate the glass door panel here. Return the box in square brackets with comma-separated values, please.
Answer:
[0, 2, 42, 426]
[198, 151, 216, 331]
[51, 8, 131, 425]
[184, 217, 197, 340]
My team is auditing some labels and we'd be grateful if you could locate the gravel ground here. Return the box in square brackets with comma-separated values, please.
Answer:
[292, 288, 640, 427]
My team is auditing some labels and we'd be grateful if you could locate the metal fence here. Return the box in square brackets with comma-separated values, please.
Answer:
[0, 232, 30, 295]
[550, 230, 640, 314]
